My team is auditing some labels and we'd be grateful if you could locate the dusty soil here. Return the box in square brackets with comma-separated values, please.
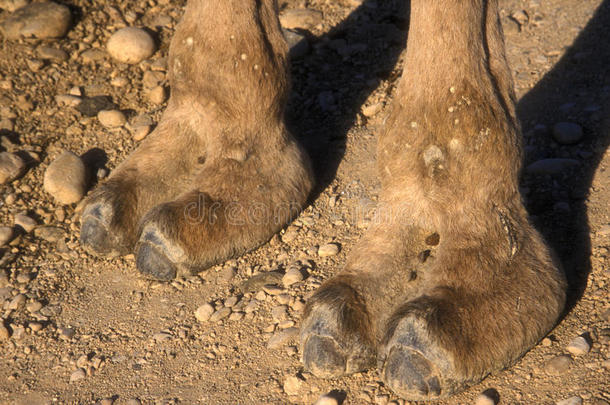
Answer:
[0, 0, 609, 404]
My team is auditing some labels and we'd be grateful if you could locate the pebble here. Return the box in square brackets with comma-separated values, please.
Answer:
[8, 293, 26, 310]
[125, 400, 141, 405]
[271, 305, 288, 322]
[0, 152, 26, 184]
[566, 336, 590, 355]
[219, 266, 236, 282]
[279, 8, 323, 30]
[282, 267, 304, 287]
[59, 327, 75, 340]
[314, 394, 340, 405]
[475, 392, 498, 405]
[107, 27, 156, 64]
[148, 86, 167, 104]
[26, 300, 43, 313]
[194, 303, 215, 322]
[283, 375, 302, 396]
[14, 213, 36, 232]
[240, 271, 283, 292]
[132, 124, 152, 141]
[0, 1, 71, 40]
[544, 354, 573, 375]
[552, 122, 583, 144]
[0, 323, 10, 340]
[318, 243, 340, 257]
[556, 396, 583, 405]
[43, 151, 88, 204]
[266, 327, 299, 349]
[70, 368, 86, 382]
[209, 307, 232, 323]
[224, 296, 238, 307]
[525, 159, 580, 175]
[0, 226, 13, 246]
[37, 46, 68, 62]
[98, 110, 127, 128]
[282, 28, 309, 59]
[55, 94, 81, 107]
[34, 226, 66, 242]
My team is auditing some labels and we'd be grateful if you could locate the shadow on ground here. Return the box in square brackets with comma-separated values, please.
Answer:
[517, 0, 610, 308]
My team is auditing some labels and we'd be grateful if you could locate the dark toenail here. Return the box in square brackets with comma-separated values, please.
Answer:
[303, 335, 346, 378]
[80, 216, 112, 254]
[136, 242, 177, 281]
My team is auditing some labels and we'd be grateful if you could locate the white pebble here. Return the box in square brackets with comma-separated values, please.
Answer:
[314, 394, 339, 405]
[566, 336, 590, 356]
[70, 368, 86, 382]
[43, 151, 88, 204]
[98, 110, 126, 128]
[318, 243, 340, 257]
[107, 27, 156, 64]
[194, 303, 214, 322]
[282, 267, 303, 287]
[283, 375, 302, 396]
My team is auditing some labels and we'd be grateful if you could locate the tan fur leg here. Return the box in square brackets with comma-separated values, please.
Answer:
[81, 0, 313, 275]
[132, 0, 313, 279]
[302, 0, 566, 399]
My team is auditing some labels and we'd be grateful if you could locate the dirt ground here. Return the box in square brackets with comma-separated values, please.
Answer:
[0, 0, 609, 404]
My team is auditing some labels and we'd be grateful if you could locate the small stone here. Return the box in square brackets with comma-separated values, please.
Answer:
[153, 332, 172, 342]
[363, 102, 382, 117]
[80, 48, 106, 63]
[314, 394, 340, 405]
[0, 2, 71, 40]
[541, 337, 552, 347]
[59, 327, 75, 340]
[566, 336, 590, 356]
[98, 110, 126, 128]
[279, 9, 323, 30]
[475, 392, 498, 405]
[107, 27, 156, 64]
[282, 267, 304, 287]
[29, 322, 43, 332]
[318, 243, 340, 257]
[267, 327, 299, 349]
[278, 320, 295, 329]
[125, 400, 141, 405]
[194, 303, 215, 322]
[148, 86, 167, 104]
[544, 354, 573, 375]
[525, 159, 579, 175]
[55, 94, 81, 107]
[271, 305, 288, 322]
[14, 213, 36, 232]
[224, 296, 239, 307]
[209, 307, 232, 323]
[0, 226, 13, 246]
[132, 124, 152, 141]
[34, 226, 66, 242]
[26, 300, 43, 313]
[0, 323, 10, 340]
[552, 122, 583, 145]
[556, 396, 583, 405]
[0, 152, 26, 184]
[43, 151, 88, 204]
[98, 399, 113, 405]
[8, 293, 26, 309]
[283, 375, 302, 396]
[240, 271, 283, 292]
[37, 46, 68, 62]
[70, 368, 86, 382]
[282, 28, 309, 59]
[244, 300, 259, 314]
[281, 229, 298, 243]
[219, 266, 236, 282]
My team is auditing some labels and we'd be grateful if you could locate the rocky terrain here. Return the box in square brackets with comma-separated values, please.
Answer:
[0, 0, 609, 404]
